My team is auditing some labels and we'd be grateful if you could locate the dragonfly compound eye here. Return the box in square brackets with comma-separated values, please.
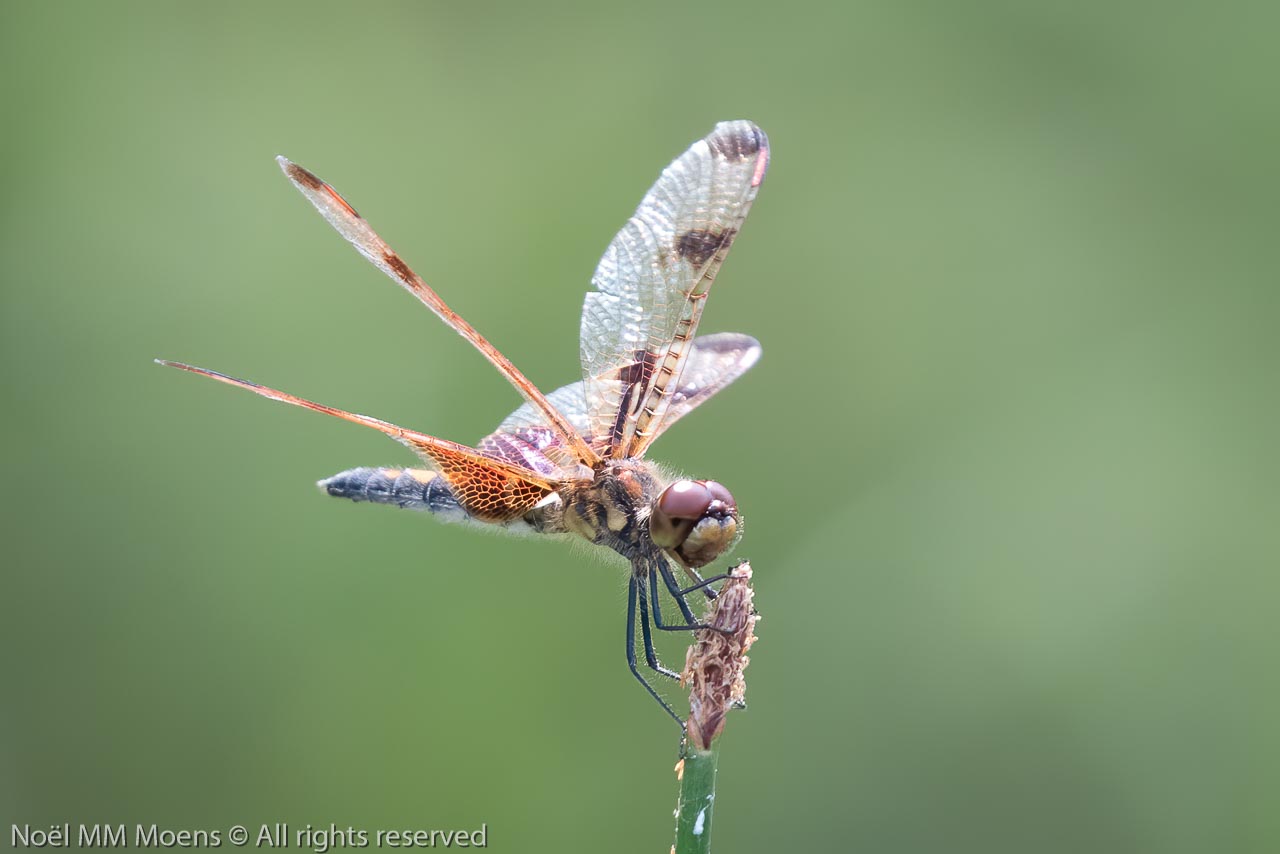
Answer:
[650, 479, 739, 568]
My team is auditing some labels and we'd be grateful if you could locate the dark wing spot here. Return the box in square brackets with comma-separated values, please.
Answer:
[610, 349, 659, 448]
[383, 252, 414, 283]
[677, 229, 736, 268]
[285, 162, 326, 191]
[708, 125, 764, 161]
[616, 349, 659, 388]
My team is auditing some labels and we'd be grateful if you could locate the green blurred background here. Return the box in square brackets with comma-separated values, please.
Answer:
[2, 1, 1276, 852]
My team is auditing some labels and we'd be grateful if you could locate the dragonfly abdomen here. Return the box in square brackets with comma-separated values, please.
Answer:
[320, 467, 468, 522]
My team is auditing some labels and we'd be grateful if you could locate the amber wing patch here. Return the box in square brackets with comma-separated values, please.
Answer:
[156, 359, 558, 525]
[408, 439, 554, 523]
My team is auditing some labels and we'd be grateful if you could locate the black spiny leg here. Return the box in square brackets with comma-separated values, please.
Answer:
[653, 558, 707, 630]
[682, 570, 728, 599]
[626, 575, 682, 725]
[637, 580, 682, 680]
[682, 566, 722, 600]
[650, 561, 739, 638]
[648, 563, 712, 632]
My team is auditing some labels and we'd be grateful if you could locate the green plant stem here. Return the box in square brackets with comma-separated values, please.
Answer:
[673, 743, 720, 854]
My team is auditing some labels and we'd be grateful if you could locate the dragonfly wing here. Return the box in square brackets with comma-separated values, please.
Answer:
[156, 360, 562, 523]
[277, 157, 600, 467]
[493, 332, 760, 455]
[652, 332, 760, 441]
[579, 121, 769, 459]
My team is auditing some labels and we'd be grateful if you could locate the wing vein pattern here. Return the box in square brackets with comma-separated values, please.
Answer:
[580, 120, 769, 459]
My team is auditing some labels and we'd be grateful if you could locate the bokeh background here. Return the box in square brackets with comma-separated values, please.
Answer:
[2, 2, 1276, 852]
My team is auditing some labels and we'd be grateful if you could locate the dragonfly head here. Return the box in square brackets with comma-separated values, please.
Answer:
[649, 479, 739, 568]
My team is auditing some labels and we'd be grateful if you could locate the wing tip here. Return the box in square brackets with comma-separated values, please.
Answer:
[701, 332, 761, 373]
[707, 120, 770, 187]
[277, 156, 325, 192]
[276, 157, 361, 218]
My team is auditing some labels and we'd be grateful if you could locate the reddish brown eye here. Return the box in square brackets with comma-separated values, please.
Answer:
[704, 480, 735, 508]
[650, 478, 742, 567]
[657, 479, 713, 520]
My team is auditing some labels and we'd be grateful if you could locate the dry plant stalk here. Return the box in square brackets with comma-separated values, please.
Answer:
[682, 560, 758, 750]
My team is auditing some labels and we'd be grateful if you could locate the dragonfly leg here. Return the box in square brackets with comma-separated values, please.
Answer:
[636, 582, 682, 681]
[650, 562, 738, 636]
[648, 564, 715, 632]
[681, 570, 726, 599]
[626, 576, 683, 725]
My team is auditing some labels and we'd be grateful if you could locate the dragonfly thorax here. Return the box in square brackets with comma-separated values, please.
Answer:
[548, 460, 739, 570]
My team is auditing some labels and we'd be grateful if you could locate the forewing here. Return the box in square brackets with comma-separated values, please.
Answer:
[277, 157, 600, 468]
[156, 360, 558, 523]
[494, 332, 760, 456]
[580, 120, 769, 458]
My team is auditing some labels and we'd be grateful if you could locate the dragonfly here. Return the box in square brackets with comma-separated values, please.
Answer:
[158, 120, 769, 724]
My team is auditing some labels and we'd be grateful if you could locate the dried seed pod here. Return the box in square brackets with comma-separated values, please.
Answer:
[682, 561, 759, 750]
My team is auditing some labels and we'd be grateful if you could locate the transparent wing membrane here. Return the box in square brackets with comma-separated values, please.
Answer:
[492, 332, 760, 455]
[579, 121, 769, 458]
